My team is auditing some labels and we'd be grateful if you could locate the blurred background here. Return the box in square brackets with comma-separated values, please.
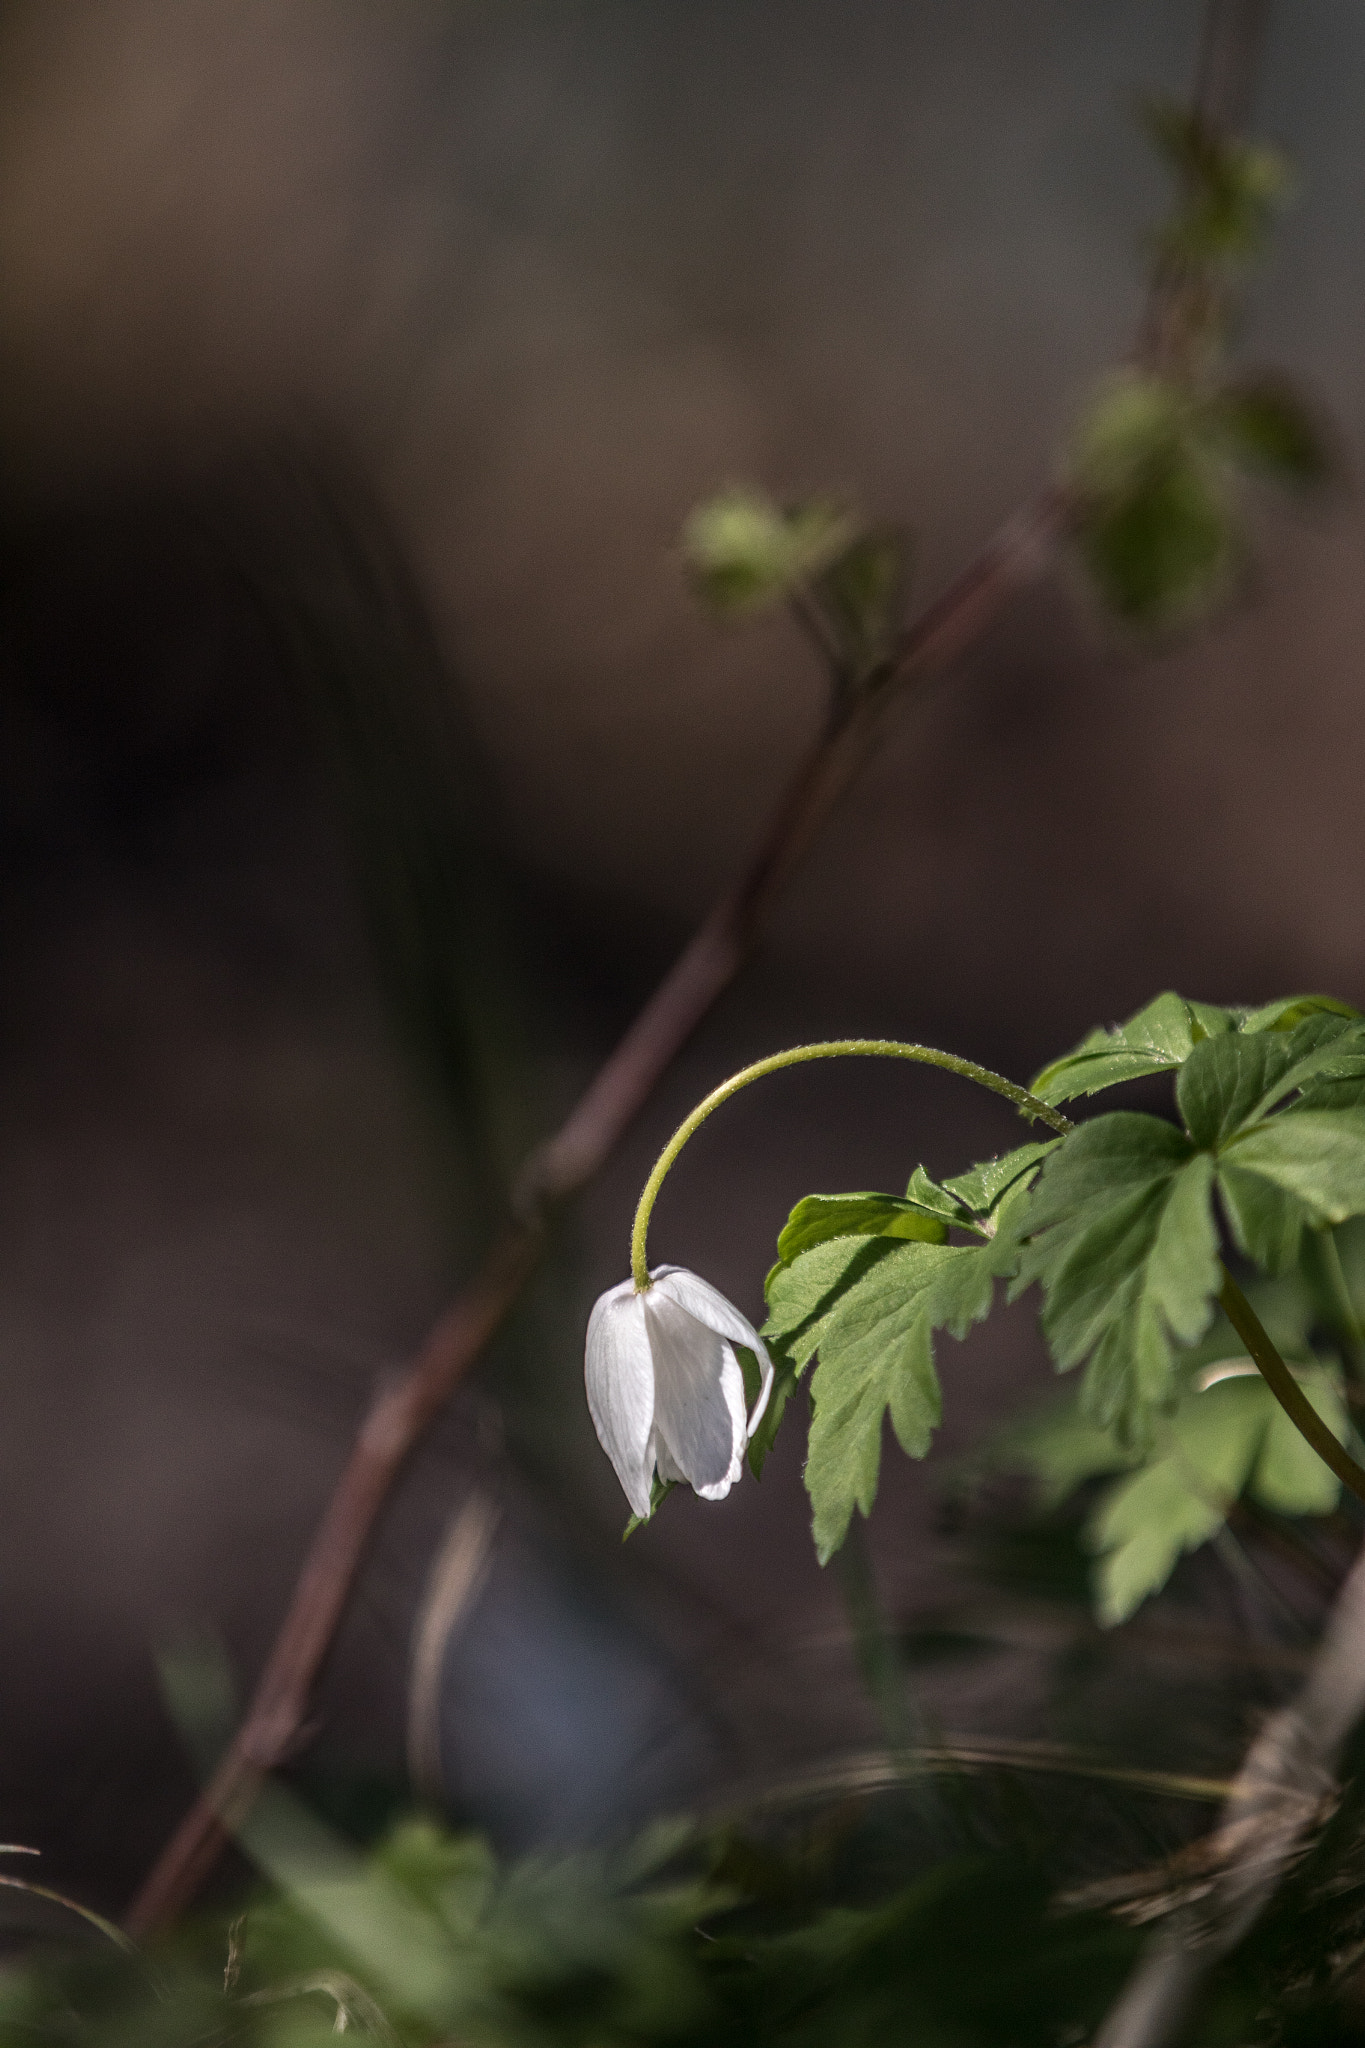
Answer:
[0, 0, 1362, 1914]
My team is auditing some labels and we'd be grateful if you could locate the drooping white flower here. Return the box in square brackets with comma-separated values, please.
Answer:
[585, 1266, 775, 1517]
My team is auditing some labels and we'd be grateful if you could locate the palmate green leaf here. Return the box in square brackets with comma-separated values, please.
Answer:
[764, 1235, 997, 1562]
[1009, 1116, 1220, 1432]
[1174, 1012, 1365, 1147]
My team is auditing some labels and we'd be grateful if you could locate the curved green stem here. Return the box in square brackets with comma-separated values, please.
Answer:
[629, 1038, 1071, 1290]
[1218, 1271, 1365, 1508]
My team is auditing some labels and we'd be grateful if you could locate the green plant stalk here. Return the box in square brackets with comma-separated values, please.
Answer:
[1218, 1270, 1365, 1507]
[628, 1038, 1072, 1289]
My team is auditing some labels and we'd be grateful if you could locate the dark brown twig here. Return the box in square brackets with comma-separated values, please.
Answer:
[125, 0, 1268, 1939]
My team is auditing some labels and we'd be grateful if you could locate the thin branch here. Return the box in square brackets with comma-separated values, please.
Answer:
[1091, 1534, 1365, 2048]
[124, 0, 1270, 1938]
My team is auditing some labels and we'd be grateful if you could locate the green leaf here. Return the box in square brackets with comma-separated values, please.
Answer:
[813, 526, 910, 670]
[766, 1237, 995, 1562]
[1010, 1117, 1220, 1432]
[1140, 99, 1292, 263]
[1223, 1109, 1365, 1224]
[1216, 1163, 1310, 1275]
[1086, 1377, 1267, 1625]
[1177, 1030, 1301, 1148]
[1031, 991, 1235, 1106]
[1076, 444, 1235, 628]
[1237, 993, 1360, 1035]
[1208, 376, 1335, 489]
[1072, 371, 1187, 498]
[774, 1190, 953, 1268]
[941, 1140, 1059, 1217]
[681, 488, 855, 616]
[1175, 1014, 1365, 1146]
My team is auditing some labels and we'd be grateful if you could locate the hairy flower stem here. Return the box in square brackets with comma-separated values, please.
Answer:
[629, 1039, 1070, 1290]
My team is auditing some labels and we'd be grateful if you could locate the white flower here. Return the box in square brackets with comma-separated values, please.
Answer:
[585, 1266, 776, 1517]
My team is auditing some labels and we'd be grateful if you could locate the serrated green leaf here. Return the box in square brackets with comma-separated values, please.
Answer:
[1011, 1118, 1219, 1432]
[903, 1163, 976, 1225]
[779, 1238, 995, 1562]
[1031, 992, 1235, 1106]
[763, 1234, 886, 1365]
[1223, 1109, 1365, 1224]
[1177, 1030, 1300, 1148]
[774, 1190, 952, 1268]
[1086, 1377, 1267, 1625]
[1176, 1015, 1365, 1147]
[681, 488, 855, 616]
[941, 1140, 1059, 1217]
[1208, 376, 1335, 488]
[1216, 1163, 1310, 1275]
[1237, 993, 1361, 1035]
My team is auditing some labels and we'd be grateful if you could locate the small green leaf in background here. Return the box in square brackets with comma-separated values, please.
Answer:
[681, 488, 854, 616]
[1207, 375, 1335, 488]
[1140, 98, 1292, 264]
[1075, 441, 1235, 628]
[1008, 1116, 1220, 1433]
[812, 526, 910, 673]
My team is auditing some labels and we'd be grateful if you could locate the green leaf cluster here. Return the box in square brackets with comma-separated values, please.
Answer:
[1013, 997, 1365, 1435]
[758, 991, 1365, 1572]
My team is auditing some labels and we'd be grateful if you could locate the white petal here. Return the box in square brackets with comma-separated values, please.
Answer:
[643, 1290, 747, 1500]
[651, 1265, 775, 1440]
[584, 1280, 655, 1517]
